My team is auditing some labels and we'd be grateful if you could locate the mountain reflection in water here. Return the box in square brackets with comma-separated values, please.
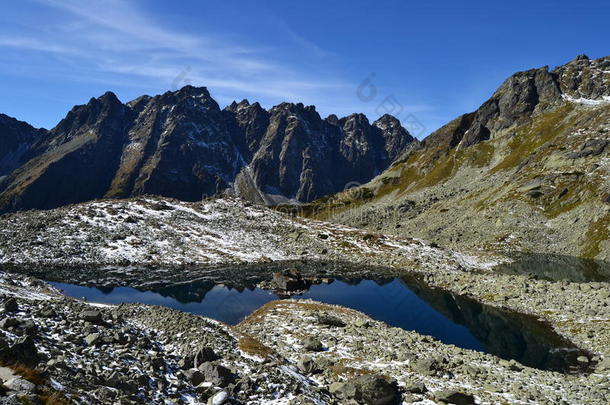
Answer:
[52, 274, 591, 373]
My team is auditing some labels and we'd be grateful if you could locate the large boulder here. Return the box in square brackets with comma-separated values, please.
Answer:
[0, 336, 39, 367]
[194, 346, 219, 369]
[84, 333, 101, 346]
[330, 374, 399, 405]
[80, 310, 104, 324]
[198, 362, 235, 387]
[411, 356, 445, 376]
[3, 298, 18, 313]
[302, 337, 323, 352]
[296, 357, 319, 375]
[316, 313, 346, 327]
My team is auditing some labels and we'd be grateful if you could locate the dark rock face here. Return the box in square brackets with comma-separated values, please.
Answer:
[0, 87, 414, 212]
[224, 99, 269, 161]
[238, 105, 416, 204]
[424, 55, 610, 151]
[105, 86, 242, 202]
[0, 92, 129, 211]
[0, 114, 47, 177]
[0, 335, 39, 367]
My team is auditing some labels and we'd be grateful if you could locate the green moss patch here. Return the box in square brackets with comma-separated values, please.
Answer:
[581, 213, 610, 259]
[491, 105, 575, 174]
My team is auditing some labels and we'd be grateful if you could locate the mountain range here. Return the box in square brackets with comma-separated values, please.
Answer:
[1, 54, 609, 261]
[300, 54, 610, 260]
[0, 87, 415, 212]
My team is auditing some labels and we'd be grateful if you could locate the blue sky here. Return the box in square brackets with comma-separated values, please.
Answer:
[0, 0, 608, 137]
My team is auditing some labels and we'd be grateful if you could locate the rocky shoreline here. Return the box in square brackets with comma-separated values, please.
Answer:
[1, 197, 608, 358]
[1, 272, 609, 404]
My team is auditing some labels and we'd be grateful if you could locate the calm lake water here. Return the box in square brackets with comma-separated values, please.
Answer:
[51, 276, 590, 373]
[493, 252, 610, 282]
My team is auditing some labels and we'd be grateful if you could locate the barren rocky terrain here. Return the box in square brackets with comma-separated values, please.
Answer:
[0, 196, 609, 404]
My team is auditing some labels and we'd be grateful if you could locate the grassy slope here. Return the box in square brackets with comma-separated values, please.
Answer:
[295, 102, 610, 259]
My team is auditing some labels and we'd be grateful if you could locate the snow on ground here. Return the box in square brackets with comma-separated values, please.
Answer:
[237, 300, 608, 405]
[562, 94, 610, 105]
[0, 196, 502, 273]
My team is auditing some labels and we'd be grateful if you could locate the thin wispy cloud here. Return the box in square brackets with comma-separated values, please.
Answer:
[0, 0, 351, 105]
[0, 0, 437, 135]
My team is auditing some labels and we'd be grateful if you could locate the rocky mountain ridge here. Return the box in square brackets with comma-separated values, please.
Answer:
[0, 114, 48, 177]
[0, 87, 415, 212]
[298, 54, 610, 260]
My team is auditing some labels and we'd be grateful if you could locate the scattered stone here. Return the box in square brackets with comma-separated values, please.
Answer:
[39, 308, 57, 318]
[404, 379, 427, 394]
[0, 318, 20, 329]
[80, 310, 104, 324]
[0, 336, 39, 367]
[198, 362, 235, 387]
[435, 389, 476, 405]
[331, 374, 399, 405]
[178, 355, 194, 370]
[185, 369, 206, 386]
[316, 313, 345, 327]
[4, 377, 36, 394]
[194, 346, 219, 368]
[296, 357, 319, 375]
[595, 358, 610, 371]
[3, 298, 18, 313]
[302, 337, 323, 352]
[85, 333, 101, 346]
[411, 356, 443, 376]
[208, 390, 228, 405]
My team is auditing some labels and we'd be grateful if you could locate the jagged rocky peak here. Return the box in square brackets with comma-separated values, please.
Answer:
[492, 66, 562, 112]
[269, 101, 319, 118]
[156, 85, 220, 113]
[373, 113, 401, 129]
[0, 85, 416, 212]
[325, 114, 339, 126]
[224, 99, 270, 159]
[553, 54, 610, 100]
[126, 94, 152, 112]
[50, 91, 128, 145]
[423, 54, 610, 151]
[226, 98, 252, 112]
[340, 112, 369, 125]
[374, 114, 417, 159]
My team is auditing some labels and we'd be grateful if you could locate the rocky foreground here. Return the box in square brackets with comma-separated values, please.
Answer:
[1, 272, 609, 405]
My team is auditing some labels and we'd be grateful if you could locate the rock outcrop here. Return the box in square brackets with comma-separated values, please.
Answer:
[422, 55, 610, 151]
